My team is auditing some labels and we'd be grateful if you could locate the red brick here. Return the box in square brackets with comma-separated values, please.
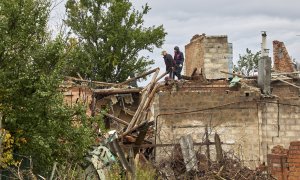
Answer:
[288, 165, 300, 170]
[288, 154, 300, 159]
[288, 159, 300, 163]
[288, 150, 300, 155]
[288, 162, 300, 168]
[290, 141, 300, 146]
[271, 158, 285, 164]
[289, 146, 300, 150]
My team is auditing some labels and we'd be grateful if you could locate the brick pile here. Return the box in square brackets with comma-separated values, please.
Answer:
[268, 145, 288, 180]
[288, 141, 300, 180]
[268, 142, 300, 180]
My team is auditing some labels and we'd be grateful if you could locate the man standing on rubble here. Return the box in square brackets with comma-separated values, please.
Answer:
[173, 46, 184, 80]
[162, 50, 175, 79]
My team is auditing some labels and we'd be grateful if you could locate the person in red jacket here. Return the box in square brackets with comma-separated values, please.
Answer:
[173, 46, 184, 80]
[162, 50, 175, 79]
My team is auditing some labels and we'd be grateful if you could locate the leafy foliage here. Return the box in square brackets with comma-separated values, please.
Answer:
[233, 48, 261, 76]
[0, 129, 25, 168]
[65, 0, 166, 82]
[0, 0, 98, 175]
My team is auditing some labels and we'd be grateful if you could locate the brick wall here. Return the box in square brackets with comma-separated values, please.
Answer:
[184, 35, 205, 76]
[273, 40, 295, 72]
[272, 83, 300, 98]
[267, 145, 288, 180]
[184, 35, 232, 79]
[288, 142, 300, 180]
[268, 142, 300, 180]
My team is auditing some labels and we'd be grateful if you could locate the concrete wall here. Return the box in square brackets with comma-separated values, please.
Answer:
[261, 99, 300, 160]
[153, 89, 262, 168]
[153, 84, 300, 168]
[203, 36, 231, 79]
[184, 35, 232, 79]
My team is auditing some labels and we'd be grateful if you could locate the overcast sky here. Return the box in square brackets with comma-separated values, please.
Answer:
[50, 0, 300, 80]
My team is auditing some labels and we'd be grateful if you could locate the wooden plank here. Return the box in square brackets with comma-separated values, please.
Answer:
[205, 125, 211, 166]
[92, 87, 142, 94]
[65, 76, 117, 86]
[134, 72, 167, 125]
[191, 68, 198, 76]
[112, 139, 133, 173]
[133, 122, 150, 155]
[117, 68, 159, 87]
[104, 113, 129, 126]
[179, 135, 198, 172]
[135, 83, 164, 126]
[155, 71, 169, 83]
[275, 78, 300, 89]
[128, 148, 136, 180]
[125, 69, 160, 132]
[140, 71, 168, 94]
[215, 133, 223, 163]
[122, 121, 151, 137]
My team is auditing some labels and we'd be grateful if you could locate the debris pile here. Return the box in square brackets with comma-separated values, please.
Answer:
[160, 152, 272, 179]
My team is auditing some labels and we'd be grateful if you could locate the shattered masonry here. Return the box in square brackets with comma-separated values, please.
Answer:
[273, 40, 296, 73]
[61, 33, 300, 179]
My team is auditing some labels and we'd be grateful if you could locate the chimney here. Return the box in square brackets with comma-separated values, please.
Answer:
[258, 31, 272, 95]
[261, 31, 268, 57]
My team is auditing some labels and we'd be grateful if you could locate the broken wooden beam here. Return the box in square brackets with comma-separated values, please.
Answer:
[220, 71, 260, 79]
[122, 121, 154, 137]
[135, 83, 164, 126]
[133, 122, 151, 155]
[155, 71, 169, 83]
[125, 69, 160, 132]
[274, 78, 300, 89]
[215, 133, 224, 163]
[92, 87, 142, 95]
[191, 68, 198, 77]
[220, 71, 244, 78]
[111, 139, 133, 173]
[117, 68, 159, 87]
[65, 76, 117, 86]
[104, 113, 129, 126]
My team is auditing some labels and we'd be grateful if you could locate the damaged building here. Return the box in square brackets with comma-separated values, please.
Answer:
[62, 32, 300, 179]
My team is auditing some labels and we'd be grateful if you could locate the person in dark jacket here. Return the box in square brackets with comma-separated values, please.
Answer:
[173, 46, 184, 80]
[162, 50, 175, 79]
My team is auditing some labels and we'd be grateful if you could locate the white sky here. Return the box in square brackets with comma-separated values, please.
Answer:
[49, 0, 300, 82]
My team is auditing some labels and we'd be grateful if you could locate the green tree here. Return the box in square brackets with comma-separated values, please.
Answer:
[233, 48, 261, 76]
[0, 0, 97, 175]
[65, 0, 166, 82]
